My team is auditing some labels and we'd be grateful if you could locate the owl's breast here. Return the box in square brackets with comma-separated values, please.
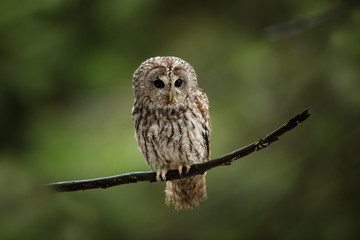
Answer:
[133, 105, 208, 170]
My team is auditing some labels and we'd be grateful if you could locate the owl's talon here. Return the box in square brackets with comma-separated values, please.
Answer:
[178, 166, 183, 176]
[156, 171, 161, 182]
[178, 164, 191, 176]
[156, 169, 168, 182]
[161, 169, 167, 181]
[184, 164, 191, 174]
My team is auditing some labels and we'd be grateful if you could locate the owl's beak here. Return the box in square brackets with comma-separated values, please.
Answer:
[168, 91, 173, 103]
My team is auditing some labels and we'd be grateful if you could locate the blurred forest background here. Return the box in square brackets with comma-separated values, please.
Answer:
[0, 0, 359, 239]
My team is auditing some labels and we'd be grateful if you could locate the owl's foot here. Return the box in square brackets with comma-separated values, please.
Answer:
[178, 164, 191, 176]
[156, 168, 168, 182]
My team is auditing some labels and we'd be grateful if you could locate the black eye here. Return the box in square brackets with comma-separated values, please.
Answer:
[174, 79, 183, 87]
[153, 79, 165, 88]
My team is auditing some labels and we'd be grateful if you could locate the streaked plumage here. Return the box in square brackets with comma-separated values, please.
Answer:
[132, 56, 211, 210]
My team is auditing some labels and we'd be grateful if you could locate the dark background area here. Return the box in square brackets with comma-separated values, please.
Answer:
[0, 0, 359, 239]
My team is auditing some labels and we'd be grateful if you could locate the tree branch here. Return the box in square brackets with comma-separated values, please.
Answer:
[263, 0, 353, 41]
[46, 107, 312, 192]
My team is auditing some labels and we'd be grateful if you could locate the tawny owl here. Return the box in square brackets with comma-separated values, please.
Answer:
[131, 56, 211, 210]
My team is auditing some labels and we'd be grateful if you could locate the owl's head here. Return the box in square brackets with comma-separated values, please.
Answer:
[133, 56, 198, 107]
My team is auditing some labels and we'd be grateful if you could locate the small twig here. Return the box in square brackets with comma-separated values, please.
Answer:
[263, 1, 352, 41]
[46, 107, 312, 192]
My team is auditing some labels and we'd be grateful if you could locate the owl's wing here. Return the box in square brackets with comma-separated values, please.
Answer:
[196, 88, 211, 161]
[203, 129, 211, 161]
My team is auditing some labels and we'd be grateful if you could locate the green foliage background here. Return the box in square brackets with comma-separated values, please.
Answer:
[1, 0, 359, 239]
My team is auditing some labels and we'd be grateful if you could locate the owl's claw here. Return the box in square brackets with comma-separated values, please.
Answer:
[156, 168, 168, 182]
[178, 164, 191, 176]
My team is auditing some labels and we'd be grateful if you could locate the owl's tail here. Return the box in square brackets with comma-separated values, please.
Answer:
[165, 174, 207, 210]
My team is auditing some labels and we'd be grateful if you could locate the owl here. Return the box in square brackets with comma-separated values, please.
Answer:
[131, 56, 211, 210]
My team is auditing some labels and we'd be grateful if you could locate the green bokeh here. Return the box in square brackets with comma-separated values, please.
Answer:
[1, 0, 359, 239]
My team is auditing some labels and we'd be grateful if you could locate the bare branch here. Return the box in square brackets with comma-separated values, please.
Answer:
[46, 107, 312, 192]
[263, 1, 353, 41]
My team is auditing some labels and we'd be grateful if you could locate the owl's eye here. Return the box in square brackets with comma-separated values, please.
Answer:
[153, 79, 165, 88]
[174, 79, 183, 88]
